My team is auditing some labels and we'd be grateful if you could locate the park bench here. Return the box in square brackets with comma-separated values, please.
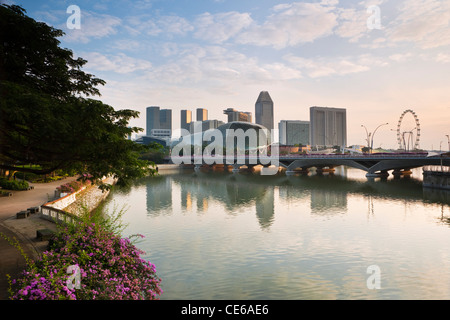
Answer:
[36, 229, 55, 241]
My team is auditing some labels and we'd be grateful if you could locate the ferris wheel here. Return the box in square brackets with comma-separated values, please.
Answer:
[396, 109, 421, 151]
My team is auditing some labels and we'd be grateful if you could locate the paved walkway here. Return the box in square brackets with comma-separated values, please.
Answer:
[0, 177, 79, 300]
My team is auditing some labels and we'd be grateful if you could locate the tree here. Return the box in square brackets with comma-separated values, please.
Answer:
[0, 4, 154, 187]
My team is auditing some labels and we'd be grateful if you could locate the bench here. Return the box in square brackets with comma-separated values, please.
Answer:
[27, 207, 40, 214]
[16, 210, 29, 219]
[36, 229, 55, 241]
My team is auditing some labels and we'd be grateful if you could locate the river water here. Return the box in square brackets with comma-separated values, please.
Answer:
[102, 167, 450, 300]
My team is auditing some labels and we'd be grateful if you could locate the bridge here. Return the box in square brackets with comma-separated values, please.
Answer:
[172, 152, 450, 178]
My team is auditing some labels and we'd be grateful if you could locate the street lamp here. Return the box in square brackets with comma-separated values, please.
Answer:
[361, 125, 371, 153]
[362, 123, 389, 154]
[371, 123, 389, 152]
[446, 134, 450, 152]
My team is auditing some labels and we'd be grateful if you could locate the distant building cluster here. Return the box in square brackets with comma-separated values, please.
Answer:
[135, 91, 347, 150]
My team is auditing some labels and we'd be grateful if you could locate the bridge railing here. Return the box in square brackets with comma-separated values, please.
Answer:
[181, 152, 430, 160]
[423, 165, 450, 173]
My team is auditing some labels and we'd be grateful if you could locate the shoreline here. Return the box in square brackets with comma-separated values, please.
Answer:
[0, 176, 114, 300]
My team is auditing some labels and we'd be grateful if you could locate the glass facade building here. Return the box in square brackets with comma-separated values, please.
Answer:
[310, 106, 347, 147]
[255, 91, 274, 130]
[146, 106, 172, 137]
[279, 120, 310, 146]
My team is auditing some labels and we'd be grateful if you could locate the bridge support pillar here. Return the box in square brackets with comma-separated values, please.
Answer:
[231, 164, 242, 173]
[393, 169, 413, 178]
[286, 167, 309, 175]
[316, 167, 335, 175]
[366, 171, 389, 178]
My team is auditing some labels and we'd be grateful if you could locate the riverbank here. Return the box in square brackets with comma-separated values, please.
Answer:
[0, 177, 79, 299]
[0, 176, 115, 300]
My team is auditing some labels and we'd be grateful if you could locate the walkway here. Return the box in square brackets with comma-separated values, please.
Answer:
[0, 176, 79, 300]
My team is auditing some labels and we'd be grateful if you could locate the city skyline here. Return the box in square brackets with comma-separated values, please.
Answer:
[18, 0, 450, 150]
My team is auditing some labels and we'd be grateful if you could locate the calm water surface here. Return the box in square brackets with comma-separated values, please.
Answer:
[103, 167, 450, 300]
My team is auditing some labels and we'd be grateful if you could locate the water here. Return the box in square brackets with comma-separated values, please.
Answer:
[102, 167, 450, 300]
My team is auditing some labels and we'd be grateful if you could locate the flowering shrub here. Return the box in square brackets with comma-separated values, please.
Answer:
[56, 180, 86, 194]
[9, 221, 162, 300]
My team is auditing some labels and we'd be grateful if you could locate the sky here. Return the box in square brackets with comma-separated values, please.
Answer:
[6, 0, 450, 150]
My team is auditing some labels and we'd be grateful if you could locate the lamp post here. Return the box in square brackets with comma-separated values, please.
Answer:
[446, 134, 450, 152]
[362, 123, 388, 154]
[361, 125, 371, 153]
[371, 123, 389, 152]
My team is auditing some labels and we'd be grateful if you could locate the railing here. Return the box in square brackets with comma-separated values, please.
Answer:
[39, 180, 89, 224]
[423, 166, 450, 173]
[40, 205, 79, 224]
[177, 152, 431, 162]
[39, 176, 114, 224]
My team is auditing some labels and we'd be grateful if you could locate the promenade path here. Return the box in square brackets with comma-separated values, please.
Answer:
[0, 176, 78, 300]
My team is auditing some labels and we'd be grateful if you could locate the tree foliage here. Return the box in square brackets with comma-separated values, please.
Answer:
[0, 4, 154, 186]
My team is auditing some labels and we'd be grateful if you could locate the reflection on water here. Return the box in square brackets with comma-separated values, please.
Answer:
[104, 167, 450, 300]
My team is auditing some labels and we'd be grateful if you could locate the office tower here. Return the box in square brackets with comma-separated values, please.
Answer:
[160, 109, 172, 130]
[255, 91, 274, 130]
[146, 106, 160, 137]
[181, 110, 192, 132]
[201, 119, 225, 132]
[310, 106, 347, 147]
[223, 108, 252, 123]
[146, 106, 172, 138]
[279, 120, 310, 146]
[189, 120, 225, 133]
[197, 108, 208, 121]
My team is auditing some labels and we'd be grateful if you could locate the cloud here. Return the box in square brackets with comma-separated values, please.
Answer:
[334, 7, 370, 43]
[140, 45, 303, 87]
[193, 11, 253, 43]
[385, 0, 450, 49]
[435, 53, 450, 63]
[236, 2, 338, 49]
[125, 14, 193, 37]
[63, 11, 122, 43]
[82, 52, 152, 74]
[284, 54, 388, 78]
[389, 53, 413, 62]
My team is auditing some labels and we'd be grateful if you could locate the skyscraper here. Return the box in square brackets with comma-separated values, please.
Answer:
[181, 110, 192, 132]
[146, 106, 160, 137]
[146, 106, 172, 138]
[310, 106, 347, 147]
[160, 109, 172, 130]
[197, 108, 208, 121]
[255, 91, 274, 130]
[279, 120, 310, 146]
[223, 108, 252, 123]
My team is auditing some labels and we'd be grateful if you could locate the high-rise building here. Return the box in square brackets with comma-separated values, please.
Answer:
[146, 106, 160, 136]
[160, 109, 172, 130]
[279, 120, 310, 146]
[146, 106, 172, 138]
[310, 106, 347, 147]
[181, 110, 192, 132]
[197, 108, 208, 121]
[255, 91, 274, 130]
[190, 119, 225, 133]
[223, 108, 252, 123]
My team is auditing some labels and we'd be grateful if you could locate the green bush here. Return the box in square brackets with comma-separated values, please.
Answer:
[0, 178, 29, 190]
[14, 171, 40, 182]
